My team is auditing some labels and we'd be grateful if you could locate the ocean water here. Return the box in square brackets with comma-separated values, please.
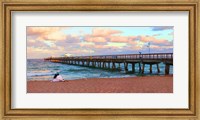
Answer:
[27, 59, 173, 81]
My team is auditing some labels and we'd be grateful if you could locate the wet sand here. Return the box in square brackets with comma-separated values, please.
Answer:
[27, 76, 173, 93]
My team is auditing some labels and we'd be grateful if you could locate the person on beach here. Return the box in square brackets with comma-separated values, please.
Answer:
[51, 72, 65, 82]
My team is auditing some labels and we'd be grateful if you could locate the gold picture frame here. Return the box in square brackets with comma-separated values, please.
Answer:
[0, 0, 199, 119]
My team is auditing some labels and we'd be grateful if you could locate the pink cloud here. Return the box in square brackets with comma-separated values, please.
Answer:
[95, 45, 109, 49]
[27, 39, 49, 48]
[80, 42, 94, 47]
[110, 36, 129, 42]
[55, 35, 81, 47]
[122, 45, 141, 51]
[27, 27, 68, 41]
[82, 28, 138, 47]
[43, 32, 66, 41]
[92, 28, 122, 37]
[150, 45, 161, 49]
[27, 27, 63, 35]
[139, 35, 172, 46]
[27, 47, 63, 59]
[109, 36, 137, 43]
[85, 36, 107, 43]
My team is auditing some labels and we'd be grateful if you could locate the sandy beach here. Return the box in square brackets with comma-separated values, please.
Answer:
[27, 76, 173, 93]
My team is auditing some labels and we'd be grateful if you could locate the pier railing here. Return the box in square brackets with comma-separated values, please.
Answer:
[45, 53, 173, 61]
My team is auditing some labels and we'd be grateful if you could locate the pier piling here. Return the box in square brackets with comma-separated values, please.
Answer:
[132, 63, 135, 73]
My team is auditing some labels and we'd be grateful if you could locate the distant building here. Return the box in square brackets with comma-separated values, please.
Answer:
[64, 53, 72, 57]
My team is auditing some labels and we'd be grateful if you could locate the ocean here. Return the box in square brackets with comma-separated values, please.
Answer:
[27, 59, 173, 81]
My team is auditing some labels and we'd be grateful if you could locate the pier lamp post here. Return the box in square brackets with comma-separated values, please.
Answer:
[137, 37, 143, 54]
[139, 52, 142, 57]
[138, 51, 142, 73]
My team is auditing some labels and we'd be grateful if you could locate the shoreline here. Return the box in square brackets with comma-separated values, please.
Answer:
[27, 76, 173, 93]
[28, 74, 173, 81]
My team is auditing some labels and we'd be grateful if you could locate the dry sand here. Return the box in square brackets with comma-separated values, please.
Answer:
[27, 76, 173, 93]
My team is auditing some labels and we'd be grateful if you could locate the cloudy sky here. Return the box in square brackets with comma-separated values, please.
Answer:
[27, 26, 173, 59]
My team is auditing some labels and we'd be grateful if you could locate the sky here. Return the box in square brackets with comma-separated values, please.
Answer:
[27, 26, 173, 59]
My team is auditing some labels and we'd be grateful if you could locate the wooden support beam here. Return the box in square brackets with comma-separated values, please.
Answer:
[124, 62, 128, 72]
[165, 64, 170, 75]
[132, 63, 135, 73]
[157, 64, 160, 73]
[112, 62, 116, 69]
[104, 62, 106, 68]
[150, 64, 152, 73]
[108, 62, 110, 69]
[142, 63, 145, 74]
[139, 63, 141, 72]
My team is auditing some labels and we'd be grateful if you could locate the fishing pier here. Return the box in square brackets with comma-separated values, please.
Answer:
[44, 53, 173, 75]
